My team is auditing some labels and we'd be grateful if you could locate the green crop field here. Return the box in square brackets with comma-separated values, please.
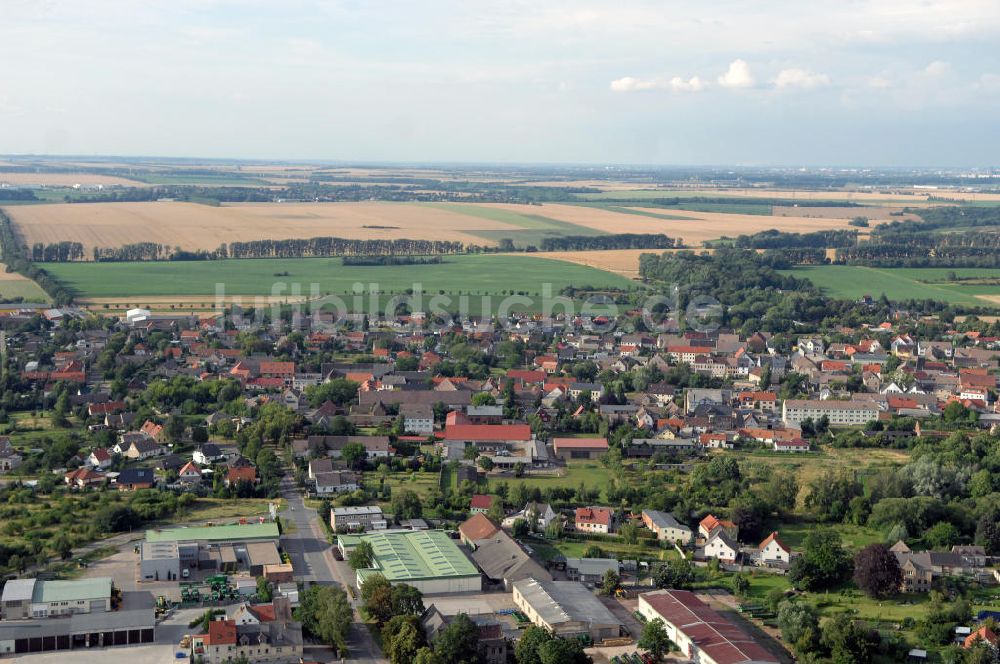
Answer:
[783, 265, 1000, 306]
[134, 173, 270, 186]
[41, 254, 636, 311]
[571, 203, 697, 221]
[422, 203, 604, 248]
[0, 276, 50, 303]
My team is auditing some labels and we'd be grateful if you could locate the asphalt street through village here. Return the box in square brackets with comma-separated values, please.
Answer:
[280, 476, 386, 663]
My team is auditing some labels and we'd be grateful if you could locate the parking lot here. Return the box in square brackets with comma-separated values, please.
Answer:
[79, 546, 182, 602]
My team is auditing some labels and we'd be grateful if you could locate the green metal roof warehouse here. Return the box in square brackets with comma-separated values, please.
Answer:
[339, 529, 482, 594]
[146, 522, 279, 543]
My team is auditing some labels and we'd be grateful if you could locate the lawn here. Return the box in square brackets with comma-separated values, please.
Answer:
[489, 461, 614, 500]
[42, 254, 636, 311]
[777, 521, 884, 552]
[782, 265, 1000, 306]
[523, 535, 678, 563]
[185, 497, 282, 521]
[363, 469, 441, 507]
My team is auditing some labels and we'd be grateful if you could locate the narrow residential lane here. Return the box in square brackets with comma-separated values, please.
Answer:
[279, 476, 386, 663]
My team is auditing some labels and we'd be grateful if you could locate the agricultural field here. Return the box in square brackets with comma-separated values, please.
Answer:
[771, 205, 919, 221]
[0, 172, 147, 187]
[422, 202, 603, 248]
[7, 201, 526, 252]
[510, 249, 661, 278]
[576, 187, 1000, 204]
[784, 265, 1000, 306]
[617, 208, 886, 245]
[469, 203, 879, 246]
[6, 198, 892, 257]
[0, 264, 50, 302]
[40, 254, 636, 311]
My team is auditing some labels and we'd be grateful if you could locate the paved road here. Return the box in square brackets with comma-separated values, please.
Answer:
[279, 476, 386, 663]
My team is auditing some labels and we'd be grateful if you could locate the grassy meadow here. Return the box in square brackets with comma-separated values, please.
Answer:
[784, 265, 1000, 306]
[41, 254, 637, 311]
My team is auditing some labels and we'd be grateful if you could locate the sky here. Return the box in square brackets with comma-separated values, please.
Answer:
[1, 0, 999, 166]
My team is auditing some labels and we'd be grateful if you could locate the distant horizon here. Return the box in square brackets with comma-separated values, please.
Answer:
[2, 153, 998, 173]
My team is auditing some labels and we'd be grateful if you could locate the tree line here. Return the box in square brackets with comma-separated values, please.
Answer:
[538, 233, 676, 252]
[0, 189, 37, 201]
[31, 241, 85, 262]
[0, 211, 73, 304]
[734, 228, 858, 249]
[835, 230, 1000, 268]
[226, 237, 465, 258]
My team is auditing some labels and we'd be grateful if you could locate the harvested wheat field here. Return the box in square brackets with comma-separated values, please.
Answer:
[0, 172, 146, 187]
[7, 201, 528, 254]
[477, 203, 881, 247]
[772, 206, 919, 221]
[669, 188, 1000, 203]
[516, 250, 657, 278]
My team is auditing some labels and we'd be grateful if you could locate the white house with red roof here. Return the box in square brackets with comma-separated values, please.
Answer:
[574, 506, 615, 535]
[698, 514, 738, 541]
[87, 447, 113, 469]
[758, 532, 792, 566]
[178, 462, 203, 483]
[773, 438, 811, 453]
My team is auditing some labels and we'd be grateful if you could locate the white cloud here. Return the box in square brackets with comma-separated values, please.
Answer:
[717, 59, 754, 88]
[975, 72, 1000, 90]
[670, 76, 706, 92]
[773, 68, 831, 89]
[610, 76, 658, 92]
[923, 60, 951, 77]
[610, 74, 707, 93]
[866, 75, 893, 89]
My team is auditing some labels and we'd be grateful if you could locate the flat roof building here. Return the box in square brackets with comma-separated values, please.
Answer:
[781, 399, 879, 428]
[512, 577, 623, 642]
[146, 522, 279, 544]
[338, 529, 481, 594]
[245, 541, 283, 576]
[0, 583, 154, 656]
[140, 540, 181, 582]
[330, 505, 387, 532]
